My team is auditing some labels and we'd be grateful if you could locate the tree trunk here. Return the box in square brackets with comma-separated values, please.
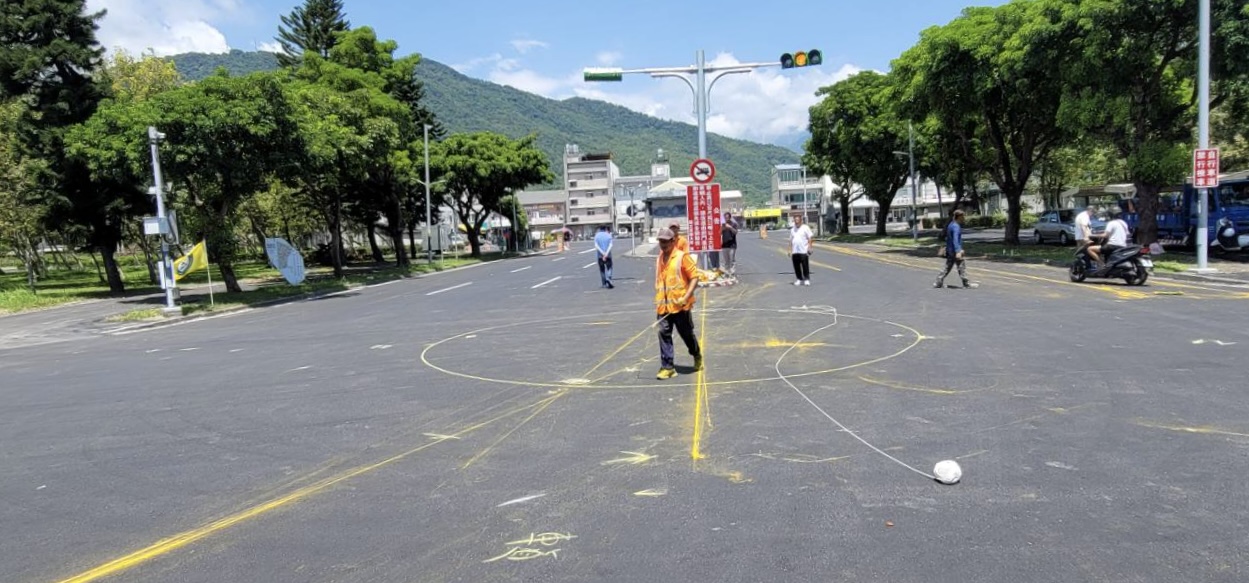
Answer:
[366, 222, 385, 263]
[408, 221, 419, 260]
[1133, 182, 1161, 246]
[99, 244, 125, 295]
[331, 191, 345, 278]
[875, 199, 893, 236]
[387, 203, 409, 268]
[1005, 191, 1023, 245]
[219, 261, 242, 293]
[839, 198, 851, 235]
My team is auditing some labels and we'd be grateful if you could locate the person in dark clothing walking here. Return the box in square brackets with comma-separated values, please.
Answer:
[935, 209, 972, 288]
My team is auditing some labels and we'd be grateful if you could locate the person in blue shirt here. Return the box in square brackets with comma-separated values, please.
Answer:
[934, 209, 971, 289]
[594, 225, 614, 289]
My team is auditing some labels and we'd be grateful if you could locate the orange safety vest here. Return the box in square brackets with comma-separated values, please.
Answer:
[676, 235, 690, 254]
[655, 249, 696, 315]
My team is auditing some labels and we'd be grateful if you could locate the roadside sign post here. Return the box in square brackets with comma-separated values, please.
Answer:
[1194, 147, 1219, 273]
[688, 159, 719, 270]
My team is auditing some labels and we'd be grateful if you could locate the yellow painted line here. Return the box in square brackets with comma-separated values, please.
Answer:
[773, 245, 840, 271]
[691, 289, 709, 460]
[419, 309, 925, 390]
[580, 321, 654, 379]
[1134, 420, 1249, 439]
[461, 390, 567, 469]
[53, 394, 563, 583]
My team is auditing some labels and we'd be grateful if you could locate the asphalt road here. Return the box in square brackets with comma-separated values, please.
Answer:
[4, 234, 1249, 582]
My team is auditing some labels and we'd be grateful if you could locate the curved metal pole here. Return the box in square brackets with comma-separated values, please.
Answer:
[705, 69, 751, 113]
[650, 72, 698, 116]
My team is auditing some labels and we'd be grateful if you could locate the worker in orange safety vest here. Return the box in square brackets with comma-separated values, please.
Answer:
[654, 228, 702, 380]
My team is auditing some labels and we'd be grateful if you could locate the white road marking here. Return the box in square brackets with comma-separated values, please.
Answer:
[532, 276, 562, 289]
[370, 344, 393, 350]
[552, 257, 566, 262]
[497, 492, 547, 507]
[583, 262, 596, 269]
[426, 282, 472, 296]
[511, 266, 532, 273]
[579, 248, 596, 254]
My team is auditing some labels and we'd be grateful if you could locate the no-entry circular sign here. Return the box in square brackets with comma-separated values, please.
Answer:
[690, 158, 715, 184]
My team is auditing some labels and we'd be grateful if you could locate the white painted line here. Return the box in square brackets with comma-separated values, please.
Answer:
[426, 282, 472, 296]
[583, 262, 596, 269]
[511, 266, 532, 273]
[579, 248, 596, 254]
[532, 276, 561, 289]
[497, 492, 547, 507]
[552, 257, 566, 262]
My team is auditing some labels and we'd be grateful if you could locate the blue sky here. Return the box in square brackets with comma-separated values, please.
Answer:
[87, 0, 1003, 146]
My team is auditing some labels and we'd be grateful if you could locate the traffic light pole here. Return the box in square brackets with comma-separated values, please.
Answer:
[585, 51, 782, 159]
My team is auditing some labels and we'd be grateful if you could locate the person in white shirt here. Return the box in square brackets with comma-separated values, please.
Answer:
[1091, 206, 1129, 266]
[789, 214, 814, 285]
[1074, 205, 1098, 262]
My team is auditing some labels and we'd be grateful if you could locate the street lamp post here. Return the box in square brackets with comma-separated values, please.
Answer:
[423, 124, 433, 264]
[1194, 0, 1215, 273]
[893, 122, 919, 241]
[147, 126, 178, 315]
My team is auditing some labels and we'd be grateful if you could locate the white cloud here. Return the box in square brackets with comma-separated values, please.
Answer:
[596, 51, 623, 66]
[256, 41, 283, 54]
[88, 0, 242, 55]
[469, 50, 863, 146]
[510, 39, 549, 54]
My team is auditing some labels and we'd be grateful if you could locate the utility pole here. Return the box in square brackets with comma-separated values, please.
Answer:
[1193, 0, 1215, 273]
[909, 121, 918, 241]
[147, 126, 178, 316]
[424, 124, 433, 264]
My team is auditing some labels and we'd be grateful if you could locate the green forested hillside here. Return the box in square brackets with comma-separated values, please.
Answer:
[167, 50, 281, 80]
[168, 51, 800, 205]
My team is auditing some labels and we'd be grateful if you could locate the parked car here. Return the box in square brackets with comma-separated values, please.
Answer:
[1034, 209, 1105, 245]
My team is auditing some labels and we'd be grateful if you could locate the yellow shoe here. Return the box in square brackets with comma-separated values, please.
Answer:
[656, 368, 677, 380]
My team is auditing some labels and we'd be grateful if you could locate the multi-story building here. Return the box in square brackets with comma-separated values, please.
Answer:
[770, 164, 825, 228]
[563, 144, 619, 239]
[517, 189, 566, 231]
[614, 149, 672, 235]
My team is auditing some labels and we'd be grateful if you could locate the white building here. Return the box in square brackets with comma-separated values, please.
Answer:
[563, 144, 618, 239]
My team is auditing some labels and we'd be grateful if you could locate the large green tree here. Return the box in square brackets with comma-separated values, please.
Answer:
[1056, 0, 1249, 245]
[274, 0, 350, 68]
[431, 132, 554, 257]
[0, 0, 137, 292]
[894, 1, 1071, 244]
[806, 71, 910, 236]
[74, 73, 300, 292]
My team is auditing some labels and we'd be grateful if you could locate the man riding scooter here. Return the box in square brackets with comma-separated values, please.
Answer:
[1088, 206, 1129, 269]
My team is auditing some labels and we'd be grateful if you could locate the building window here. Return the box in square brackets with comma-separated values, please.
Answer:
[588, 210, 596, 216]
[570, 199, 578, 206]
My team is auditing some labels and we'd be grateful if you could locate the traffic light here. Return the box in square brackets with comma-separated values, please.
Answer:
[583, 68, 623, 82]
[780, 49, 822, 69]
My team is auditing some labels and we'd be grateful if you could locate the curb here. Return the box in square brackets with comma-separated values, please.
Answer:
[98, 259, 492, 335]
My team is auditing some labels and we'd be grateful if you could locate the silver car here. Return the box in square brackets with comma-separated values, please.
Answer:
[1034, 209, 1105, 245]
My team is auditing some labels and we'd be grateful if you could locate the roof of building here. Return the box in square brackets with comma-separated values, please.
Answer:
[773, 163, 803, 171]
[517, 190, 566, 205]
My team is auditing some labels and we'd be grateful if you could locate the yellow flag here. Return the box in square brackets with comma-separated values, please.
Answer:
[173, 241, 208, 281]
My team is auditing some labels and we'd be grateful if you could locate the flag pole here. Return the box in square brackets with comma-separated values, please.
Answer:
[204, 240, 215, 307]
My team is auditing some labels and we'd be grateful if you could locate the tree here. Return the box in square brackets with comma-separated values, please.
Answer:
[274, 0, 350, 68]
[805, 72, 909, 236]
[102, 49, 183, 101]
[75, 73, 300, 292]
[1055, 0, 1249, 245]
[0, 100, 46, 289]
[893, 1, 1071, 244]
[804, 106, 862, 235]
[0, 0, 141, 292]
[431, 132, 554, 257]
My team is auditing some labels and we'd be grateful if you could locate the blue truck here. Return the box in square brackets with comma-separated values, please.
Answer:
[1119, 169, 1249, 250]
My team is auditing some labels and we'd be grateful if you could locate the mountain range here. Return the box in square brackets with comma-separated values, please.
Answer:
[167, 50, 805, 205]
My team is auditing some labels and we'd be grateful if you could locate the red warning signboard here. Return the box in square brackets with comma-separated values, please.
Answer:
[1194, 148, 1220, 188]
[686, 183, 722, 252]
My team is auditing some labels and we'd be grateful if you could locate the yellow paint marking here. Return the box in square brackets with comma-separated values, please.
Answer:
[1134, 421, 1249, 439]
[601, 451, 656, 465]
[773, 245, 841, 271]
[858, 375, 966, 395]
[53, 395, 562, 583]
[506, 532, 577, 546]
[420, 309, 925, 390]
[729, 339, 832, 350]
[633, 488, 668, 497]
[691, 289, 710, 460]
[484, 547, 561, 563]
[461, 390, 567, 469]
[581, 321, 655, 379]
[423, 433, 461, 441]
[750, 452, 850, 464]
